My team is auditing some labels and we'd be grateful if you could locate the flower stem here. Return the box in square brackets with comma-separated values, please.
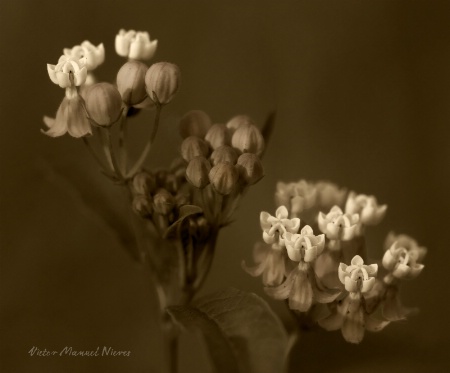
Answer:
[118, 108, 129, 175]
[104, 128, 126, 182]
[162, 317, 178, 373]
[127, 104, 162, 178]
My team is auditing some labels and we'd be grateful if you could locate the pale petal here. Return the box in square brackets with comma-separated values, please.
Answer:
[382, 248, 397, 270]
[276, 205, 289, 219]
[264, 268, 297, 299]
[338, 263, 348, 284]
[288, 269, 313, 312]
[41, 113, 67, 137]
[351, 255, 364, 266]
[115, 34, 131, 57]
[47, 64, 58, 84]
[55, 71, 71, 88]
[341, 306, 365, 344]
[344, 277, 359, 293]
[260, 211, 271, 230]
[392, 263, 411, 279]
[241, 260, 266, 277]
[365, 315, 390, 332]
[73, 66, 87, 86]
[361, 277, 375, 293]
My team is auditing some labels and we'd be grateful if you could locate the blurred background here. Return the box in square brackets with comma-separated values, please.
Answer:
[1, 0, 449, 372]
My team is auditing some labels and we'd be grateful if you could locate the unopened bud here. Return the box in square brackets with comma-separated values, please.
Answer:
[237, 153, 264, 185]
[84, 83, 123, 126]
[181, 136, 210, 162]
[209, 162, 239, 195]
[226, 115, 255, 134]
[132, 171, 156, 195]
[116, 61, 148, 106]
[231, 123, 264, 156]
[153, 188, 175, 215]
[132, 195, 153, 217]
[186, 156, 211, 189]
[210, 145, 238, 165]
[145, 62, 180, 105]
[205, 123, 230, 149]
[164, 173, 179, 194]
[179, 110, 212, 139]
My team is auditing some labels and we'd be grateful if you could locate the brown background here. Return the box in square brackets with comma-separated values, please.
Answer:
[1, 0, 449, 372]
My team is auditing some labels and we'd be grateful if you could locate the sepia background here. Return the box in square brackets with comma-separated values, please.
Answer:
[1, 0, 449, 372]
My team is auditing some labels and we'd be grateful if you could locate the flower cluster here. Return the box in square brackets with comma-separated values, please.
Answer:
[43, 29, 267, 309]
[43, 29, 179, 139]
[244, 179, 426, 343]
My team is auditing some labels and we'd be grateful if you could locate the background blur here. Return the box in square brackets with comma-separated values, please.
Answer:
[1, 0, 450, 372]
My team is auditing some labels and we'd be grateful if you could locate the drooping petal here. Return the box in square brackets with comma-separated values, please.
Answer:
[41, 114, 67, 137]
[288, 268, 313, 312]
[264, 268, 297, 300]
[341, 303, 365, 344]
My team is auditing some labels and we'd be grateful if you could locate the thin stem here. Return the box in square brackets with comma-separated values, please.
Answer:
[162, 318, 178, 373]
[118, 108, 129, 175]
[96, 127, 114, 170]
[104, 128, 126, 182]
[82, 136, 113, 175]
[127, 104, 162, 178]
[193, 230, 218, 291]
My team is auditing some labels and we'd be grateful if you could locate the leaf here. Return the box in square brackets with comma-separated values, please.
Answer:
[165, 204, 203, 238]
[167, 287, 289, 373]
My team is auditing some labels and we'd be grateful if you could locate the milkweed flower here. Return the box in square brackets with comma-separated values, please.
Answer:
[115, 29, 158, 61]
[319, 255, 388, 343]
[265, 228, 338, 312]
[338, 255, 378, 293]
[63, 41, 105, 71]
[345, 192, 387, 226]
[318, 206, 359, 241]
[47, 56, 87, 89]
[285, 226, 325, 263]
[382, 233, 426, 280]
[260, 206, 300, 246]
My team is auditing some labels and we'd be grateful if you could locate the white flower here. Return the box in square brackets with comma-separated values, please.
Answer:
[260, 206, 300, 246]
[345, 191, 387, 225]
[274, 180, 316, 216]
[382, 233, 426, 280]
[338, 255, 378, 293]
[47, 56, 87, 89]
[115, 29, 158, 61]
[63, 41, 105, 71]
[285, 226, 325, 263]
[318, 205, 359, 241]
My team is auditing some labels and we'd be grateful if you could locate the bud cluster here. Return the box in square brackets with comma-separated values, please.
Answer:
[180, 111, 265, 196]
[244, 180, 427, 344]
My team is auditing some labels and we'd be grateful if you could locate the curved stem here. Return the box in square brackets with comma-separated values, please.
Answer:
[127, 104, 162, 178]
[104, 128, 126, 182]
[118, 108, 129, 175]
[82, 136, 113, 175]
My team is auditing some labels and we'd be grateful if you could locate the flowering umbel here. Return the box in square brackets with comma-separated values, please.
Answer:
[244, 179, 427, 343]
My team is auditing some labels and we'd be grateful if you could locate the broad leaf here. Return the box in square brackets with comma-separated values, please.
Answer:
[167, 287, 289, 373]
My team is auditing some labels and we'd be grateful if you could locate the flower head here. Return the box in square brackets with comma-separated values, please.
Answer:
[345, 191, 387, 226]
[318, 206, 359, 241]
[284, 226, 325, 263]
[63, 41, 104, 71]
[260, 206, 300, 246]
[47, 56, 87, 89]
[382, 233, 426, 280]
[115, 29, 158, 61]
[338, 255, 378, 293]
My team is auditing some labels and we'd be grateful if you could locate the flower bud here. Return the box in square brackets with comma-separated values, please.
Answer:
[210, 145, 238, 165]
[181, 136, 210, 162]
[236, 153, 264, 185]
[132, 195, 153, 217]
[226, 115, 255, 134]
[179, 110, 212, 139]
[132, 171, 156, 195]
[153, 188, 175, 215]
[209, 162, 239, 195]
[145, 62, 180, 105]
[186, 156, 211, 189]
[116, 61, 148, 106]
[231, 123, 264, 156]
[84, 83, 123, 126]
[205, 123, 230, 149]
